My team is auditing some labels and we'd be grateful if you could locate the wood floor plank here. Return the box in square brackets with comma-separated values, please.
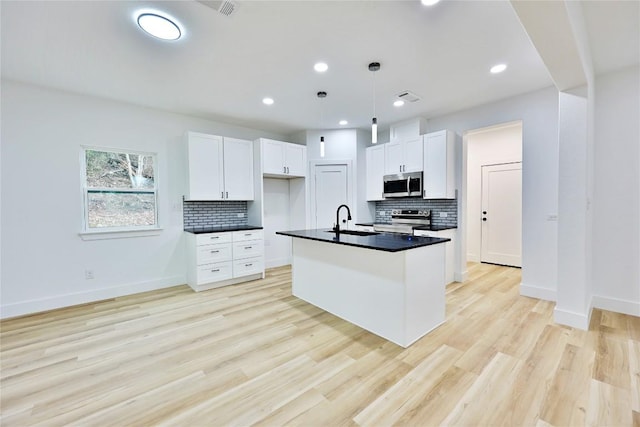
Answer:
[1, 263, 638, 426]
[586, 379, 633, 427]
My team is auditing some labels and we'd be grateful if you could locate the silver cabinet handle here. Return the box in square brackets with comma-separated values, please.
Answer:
[245, 233, 252, 236]
[283, 166, 286, 173]
[211, 269, 220, 272]
[399, 165, 402, 172]
[210, 250, 219, 254]
[210, 236, 219, 240]
[245, 263, 253, 267]
[221, 191, 224, 198]
[226, 191, 228, 198]
[244, 246, 252, 249]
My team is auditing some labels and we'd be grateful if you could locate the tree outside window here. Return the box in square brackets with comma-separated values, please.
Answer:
[83, 148, 158, 231]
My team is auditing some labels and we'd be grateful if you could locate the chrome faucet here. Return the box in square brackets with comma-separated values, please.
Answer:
[333, 204, 352, 233]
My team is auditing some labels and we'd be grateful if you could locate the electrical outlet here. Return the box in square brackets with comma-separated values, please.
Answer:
[85, 269, 94, 280]
[439, 212, 448, 218]
[378, 211, 385, 216]
[237, 213, 245, 218]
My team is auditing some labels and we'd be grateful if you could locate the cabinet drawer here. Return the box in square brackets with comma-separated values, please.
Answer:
[233, 256, 264, 278]
[196, 232, 232, 246]
[233, 240, 263, 259]
[197, 261, 232, 284]
[196, 243, 232, 265]
[233, 230, 263, 242]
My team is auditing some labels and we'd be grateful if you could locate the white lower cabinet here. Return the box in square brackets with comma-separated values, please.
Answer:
[187, 229, 264, 291]
[413, 228, 456, 284]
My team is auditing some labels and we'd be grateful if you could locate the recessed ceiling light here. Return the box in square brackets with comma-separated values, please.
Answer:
[421, 0, 440, 5]
[490, 63, 507, 74]
[262, 97, 274, 105]
[393, 100, 405, 107]
[339, 120, 348, 126]
[136, 12, 182, 40]
[314, 62, 329, 73]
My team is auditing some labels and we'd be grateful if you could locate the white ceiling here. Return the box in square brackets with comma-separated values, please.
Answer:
[1, 1, 638, 135]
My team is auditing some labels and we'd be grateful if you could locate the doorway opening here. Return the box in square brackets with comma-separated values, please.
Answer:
[464, 121, 523, 268]
[309, 161, 352, 229]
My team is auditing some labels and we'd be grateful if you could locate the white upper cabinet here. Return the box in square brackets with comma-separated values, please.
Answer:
[366, 144, 385, 201]
[222, 137, 254, 200]
[384, 136, 423, 174]
[261, 138, 307, 178]
[185, 132, 224, 200]
[423, 130, 456, 199]
[185, 132, 254, 201]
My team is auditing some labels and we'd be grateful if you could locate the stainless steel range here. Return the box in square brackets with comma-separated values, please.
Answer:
[374, 209, 431, 234]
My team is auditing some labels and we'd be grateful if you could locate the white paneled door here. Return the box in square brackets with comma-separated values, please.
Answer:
[313, 164, 348, 229]
[481, 162, 522, 267]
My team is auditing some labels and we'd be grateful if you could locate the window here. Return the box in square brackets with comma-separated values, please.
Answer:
[82, 148, 158, 232]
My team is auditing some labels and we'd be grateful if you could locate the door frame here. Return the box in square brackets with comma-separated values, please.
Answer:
[309, 160, 354, 229]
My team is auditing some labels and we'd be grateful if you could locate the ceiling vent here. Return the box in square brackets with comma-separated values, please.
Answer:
[197, 0, 240, 17]
[396, 90, 421, 103]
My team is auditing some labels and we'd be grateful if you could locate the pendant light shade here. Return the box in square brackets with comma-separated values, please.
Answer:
[369, 62, 380, 144]
[317, 91, 327, 158]
[371, 118, 378, 144]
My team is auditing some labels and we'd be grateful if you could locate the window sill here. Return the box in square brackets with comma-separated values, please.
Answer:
[79, 228, 163, 241]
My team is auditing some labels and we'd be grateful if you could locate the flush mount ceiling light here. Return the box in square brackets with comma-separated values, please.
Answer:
[314, 62, 329, 73]
[421, 0, 441, 6]
[369, 62, 380, 144]
[490, 63, 508, 74]
[339, 120, 348, 126]
[262, 97, 274, 105]
[136, 12, 182, 40]
[393, 100, 405, 107]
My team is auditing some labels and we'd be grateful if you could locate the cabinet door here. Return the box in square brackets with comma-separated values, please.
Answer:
[403, 137, 424, 172]
[423, 130, 455, 199]
[262, 139, 285, 175]
[384, 141, 403, 174]
[186, 132, 224, 200]
[366, 145, 385, 201]
[284, 143, 306, 177]
[223, 137, 254, 200]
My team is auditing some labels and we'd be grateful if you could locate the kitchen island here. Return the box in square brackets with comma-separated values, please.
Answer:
[275, 229, 450, 347]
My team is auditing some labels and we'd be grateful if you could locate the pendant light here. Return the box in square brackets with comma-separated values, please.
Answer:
[317, 91, 327, 158]
[369, 62, 380, 144]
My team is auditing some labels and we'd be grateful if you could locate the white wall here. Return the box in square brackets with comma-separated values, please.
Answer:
[466, 122, 522, 262]
[427, 86, 560, 300]
[0, 80, 286, 318]
[591, 65, 640, 315]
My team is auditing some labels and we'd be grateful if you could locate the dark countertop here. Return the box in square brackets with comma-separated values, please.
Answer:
[184, 225, 263, 234]
[355, 222, 457, 232]
[276, 229, 450, 253]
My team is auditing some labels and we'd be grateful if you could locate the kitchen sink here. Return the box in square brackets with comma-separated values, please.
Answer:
[325, 230, 380, 236]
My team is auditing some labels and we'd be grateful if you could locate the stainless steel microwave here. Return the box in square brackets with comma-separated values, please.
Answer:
[383, 172, 423, 198]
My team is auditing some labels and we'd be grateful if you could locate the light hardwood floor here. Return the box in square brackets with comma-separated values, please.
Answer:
[1, 263, 638, 426]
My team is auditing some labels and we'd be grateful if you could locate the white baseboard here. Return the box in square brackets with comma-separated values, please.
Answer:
[592, 295, 640, 317]
[0, 275, 186, 320]
[554, 306, 591, 330]
[520, 283, 557, 302]
[454, 269, 468, 283]
[467, 254, 480, 263]
[265, 257, 291, 269]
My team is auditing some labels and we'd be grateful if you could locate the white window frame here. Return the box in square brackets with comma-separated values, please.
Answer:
[79, 146, 161, 240]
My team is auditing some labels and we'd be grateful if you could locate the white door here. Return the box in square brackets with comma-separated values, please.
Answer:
[481, 162, 522, 267]
[223, 137, 254, 200]
[313, 164, 348, 229]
